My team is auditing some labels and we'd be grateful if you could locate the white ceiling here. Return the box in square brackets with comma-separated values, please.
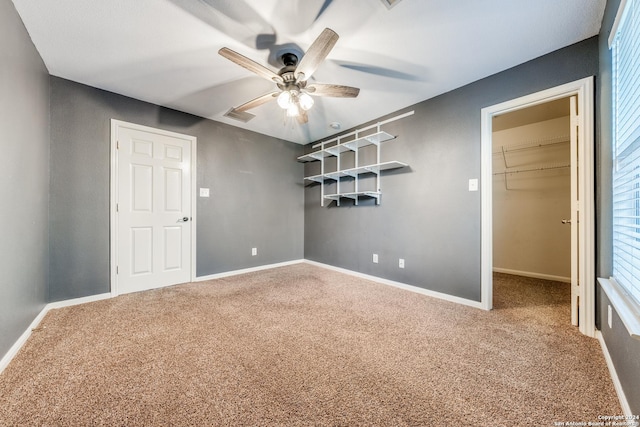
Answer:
[12, 0, 605, 144]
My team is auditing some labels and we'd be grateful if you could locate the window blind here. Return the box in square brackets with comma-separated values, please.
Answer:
[612, 0, 640, 305]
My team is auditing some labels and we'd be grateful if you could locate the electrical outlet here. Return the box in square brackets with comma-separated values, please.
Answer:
[468, 179, 478, 192]
[399, 258, 405, 268]
[373, 254, 379, 263]
[251, 248, 257, 256]
[608, 305, 612, 328]
[199, 188, 210, 197]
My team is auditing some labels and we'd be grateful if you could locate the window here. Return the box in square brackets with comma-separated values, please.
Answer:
[612, 0, 640, 306]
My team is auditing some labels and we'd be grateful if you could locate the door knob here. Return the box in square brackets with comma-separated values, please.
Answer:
[561, 219, 571, 224]
[178, 217, 189, 222]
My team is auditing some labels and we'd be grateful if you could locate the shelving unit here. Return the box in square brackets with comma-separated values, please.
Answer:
[492, 134, 570, 190]
[298, 111, 413, 206]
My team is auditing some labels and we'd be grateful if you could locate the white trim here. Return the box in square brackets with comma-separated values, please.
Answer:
[492, 268, 570, 284]
[194, 260, 305, 281]
[598, 277, 640, 339]
[596, 330, 633, 416]
[110, 120, 197, 297]
[0, 293, 112, 375]
[46, 293, 112, 310]
[481, 77, 596, 337]
[305, 260, 485, 310]
[609, 0, 631, 48]
[0, 309, 48, 375]
[191, 260, 474, 313]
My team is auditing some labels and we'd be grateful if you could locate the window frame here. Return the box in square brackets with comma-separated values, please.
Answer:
[605, 0, 640, 339]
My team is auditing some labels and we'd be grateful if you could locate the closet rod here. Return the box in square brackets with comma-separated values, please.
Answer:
[495, 164, 570, 190]
[493, 164, 570, 176]
[492, 135, 569, 155]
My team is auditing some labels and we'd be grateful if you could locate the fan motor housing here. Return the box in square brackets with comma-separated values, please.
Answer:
[281, 52, 298, 67]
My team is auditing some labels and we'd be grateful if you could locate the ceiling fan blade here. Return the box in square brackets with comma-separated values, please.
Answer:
[271, 0, 334, 35]
[295, 28, 339, 82]
[170, 0, 276, 50]
[233, 91, 280, 113]
[219, 48, 283, 84]
[334, 60, 422, 81]
[306, 83, 360, 98]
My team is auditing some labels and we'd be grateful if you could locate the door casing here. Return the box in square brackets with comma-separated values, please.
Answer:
[480, 77, 595, 337]
[110, 119, 197, 296]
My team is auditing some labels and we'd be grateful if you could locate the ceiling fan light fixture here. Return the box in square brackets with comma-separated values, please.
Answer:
[219, 28, 360, 125]
[299, 92, 314, 111]
[277, 91, 292, 109]
[286, 103, 300, 117]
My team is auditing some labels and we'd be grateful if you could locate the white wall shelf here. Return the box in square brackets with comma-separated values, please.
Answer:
[298, 111, 413, 206]
[324, 191, 382, 203]
[297, 131, 396, 162]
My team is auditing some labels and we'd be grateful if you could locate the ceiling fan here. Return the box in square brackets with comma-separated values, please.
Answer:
[219, 28, 360, 124]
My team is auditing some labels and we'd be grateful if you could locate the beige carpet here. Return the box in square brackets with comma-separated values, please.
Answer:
[0, 264, 621, 426]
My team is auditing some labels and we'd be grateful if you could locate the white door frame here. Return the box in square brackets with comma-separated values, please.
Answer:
[110, 119, 197, 296]
[480, 76, 595, 337]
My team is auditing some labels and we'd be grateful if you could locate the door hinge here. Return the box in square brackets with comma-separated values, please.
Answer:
[116, 203, 119, 212]
[117, 140, 120, 150]
[116, 266, 119, 274]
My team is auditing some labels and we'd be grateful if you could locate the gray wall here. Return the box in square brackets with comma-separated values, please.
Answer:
[49, 77, 304, 301]
[597, 0, 640, 414]
[304, 37, 599, 302]
[0, 1, 50, 357]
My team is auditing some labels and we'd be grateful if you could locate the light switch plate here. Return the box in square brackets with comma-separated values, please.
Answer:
[468, 179, 478, 192]
[200, 188, 210, 197]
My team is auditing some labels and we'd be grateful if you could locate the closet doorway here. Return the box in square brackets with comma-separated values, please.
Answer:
[480, 77, 595, 337]
[491, 97, 572, 314]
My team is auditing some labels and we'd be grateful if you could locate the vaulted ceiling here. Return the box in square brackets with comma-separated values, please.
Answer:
[12, 0, 606, 144]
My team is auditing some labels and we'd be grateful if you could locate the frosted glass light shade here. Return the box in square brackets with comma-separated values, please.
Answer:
[299, 93, 314, 111]
[277, 91, 292, 109]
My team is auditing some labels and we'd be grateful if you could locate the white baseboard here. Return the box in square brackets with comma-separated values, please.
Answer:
[596, 330, 632, 416]
[0, 292, 112, 375]
[492, 267, 571, 283]
[194, 259, 305, 282]
[46, 292, 112, 310]
[1, 261, 308, 373]
[0, 307, 49, 375]
[1, 260, 522, 375]
[304, 260, 485, 310]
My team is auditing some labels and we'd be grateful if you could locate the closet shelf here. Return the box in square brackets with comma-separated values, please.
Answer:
[494, 163, 570, 190]
[298, 111, 414, 206]
[324, 191, 381, 202]
[493, 163, 570, 175]
[304, 161, 408, 182]
[298, 150, 334, 162]
[303, 174, 327, 183]
[492, 135, 569, 155]
[297, 131, 396, 162]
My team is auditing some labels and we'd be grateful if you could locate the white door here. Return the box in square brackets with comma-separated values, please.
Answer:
[113, 121, 194, 295]
[569, 95, 580, 326]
